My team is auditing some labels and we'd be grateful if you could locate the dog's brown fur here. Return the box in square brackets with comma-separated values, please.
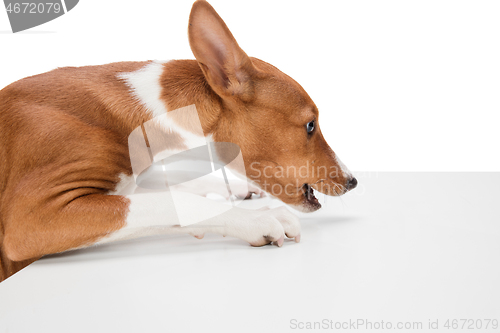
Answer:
[0, 1, 349, 281]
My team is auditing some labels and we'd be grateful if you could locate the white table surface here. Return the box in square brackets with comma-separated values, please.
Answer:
[1, 173, 499, 332]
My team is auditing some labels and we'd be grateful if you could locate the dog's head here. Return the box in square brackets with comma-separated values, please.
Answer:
[188, 0, 357, 212]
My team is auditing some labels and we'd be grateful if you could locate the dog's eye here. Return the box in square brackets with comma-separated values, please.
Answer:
[306, 121, 315, 134]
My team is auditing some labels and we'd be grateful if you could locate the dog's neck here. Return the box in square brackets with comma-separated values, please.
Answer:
[160, 60, 225, 137]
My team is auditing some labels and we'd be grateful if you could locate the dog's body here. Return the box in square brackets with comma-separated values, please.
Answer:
[0, 1, 356, 281]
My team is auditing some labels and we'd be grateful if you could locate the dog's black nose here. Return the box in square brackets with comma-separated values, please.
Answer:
[346, 177, 358, 191]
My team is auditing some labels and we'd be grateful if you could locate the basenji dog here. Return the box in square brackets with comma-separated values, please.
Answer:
[0, 0, 357, 281]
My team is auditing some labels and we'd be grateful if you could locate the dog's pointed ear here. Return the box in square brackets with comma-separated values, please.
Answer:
[188, 0, 256, 99]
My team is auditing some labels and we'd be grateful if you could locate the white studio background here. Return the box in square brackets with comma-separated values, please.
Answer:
[1, 0, 499, 172]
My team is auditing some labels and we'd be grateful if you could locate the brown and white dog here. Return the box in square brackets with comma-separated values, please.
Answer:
[0, 0, 357, 281]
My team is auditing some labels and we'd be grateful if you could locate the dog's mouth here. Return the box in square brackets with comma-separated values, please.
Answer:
[302, 183, 321, 211]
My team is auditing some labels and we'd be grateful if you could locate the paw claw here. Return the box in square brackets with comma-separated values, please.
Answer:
[194, 234, 204, 239]
[295, 234, 301, 243]
[273, 234, 284, 247]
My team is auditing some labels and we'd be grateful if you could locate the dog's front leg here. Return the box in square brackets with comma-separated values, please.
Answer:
[97, 191, 301, 247]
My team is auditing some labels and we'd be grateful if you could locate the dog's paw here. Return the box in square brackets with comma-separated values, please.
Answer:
[267, 206, 301, 243]
[230, 181, 264, 200]
[175, 176, 263, 200]
[223, 207, 301, 246]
